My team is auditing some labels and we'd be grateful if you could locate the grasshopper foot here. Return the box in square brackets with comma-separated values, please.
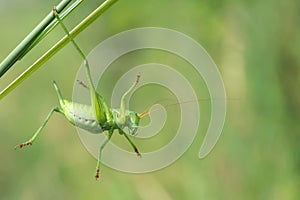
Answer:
[77, 80, 89, 89]
[94, 168, 100, 180]
[14, 141, 32, 150]
[134, 147, 141, 158]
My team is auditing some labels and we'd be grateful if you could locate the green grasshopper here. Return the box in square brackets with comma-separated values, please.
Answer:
[15, 8, 148, 180]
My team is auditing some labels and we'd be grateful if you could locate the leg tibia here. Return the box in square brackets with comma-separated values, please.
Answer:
[119, 129, 141, 157]
[95, 129, 113, 180]
[118, 74, 141, 124]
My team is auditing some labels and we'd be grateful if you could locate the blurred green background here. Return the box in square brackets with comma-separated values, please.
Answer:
[0, 0, 299, 199]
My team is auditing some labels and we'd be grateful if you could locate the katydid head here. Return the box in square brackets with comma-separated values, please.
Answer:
[114, 110, 141, 135]
[126, 111, 140, 135]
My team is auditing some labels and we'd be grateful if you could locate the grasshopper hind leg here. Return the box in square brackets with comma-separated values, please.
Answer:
[14, 107, 63, 149]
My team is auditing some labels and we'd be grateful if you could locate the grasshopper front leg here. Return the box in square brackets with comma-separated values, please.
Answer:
[95, 129, 114, 180]
[119, 129, 141, 157]
[15, 107, 63, 149]
[117, 74, 140, 125]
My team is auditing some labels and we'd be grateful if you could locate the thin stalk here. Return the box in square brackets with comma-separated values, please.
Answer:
[0, 0, 72, 77]
[19, 0, 84, 60]
[0, 0, 119, 100]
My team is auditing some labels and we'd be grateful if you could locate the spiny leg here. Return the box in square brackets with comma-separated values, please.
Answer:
[118, 74, 141, 124]
[95, 129, 114, 180]
[15, 107, 63, 149]
[77, 80, 89, 89]
[119, 129, 141, 157]
[53, 8, 106, 123]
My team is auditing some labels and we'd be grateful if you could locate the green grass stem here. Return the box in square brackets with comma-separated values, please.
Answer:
[0, 0, 72, 77]
[0, 0, 119, 100]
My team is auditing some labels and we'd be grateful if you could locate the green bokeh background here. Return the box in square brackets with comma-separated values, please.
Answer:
[0, 0, 299, 199]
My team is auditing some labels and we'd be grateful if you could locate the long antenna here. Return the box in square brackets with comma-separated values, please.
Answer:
[139, 98, 238, 118]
